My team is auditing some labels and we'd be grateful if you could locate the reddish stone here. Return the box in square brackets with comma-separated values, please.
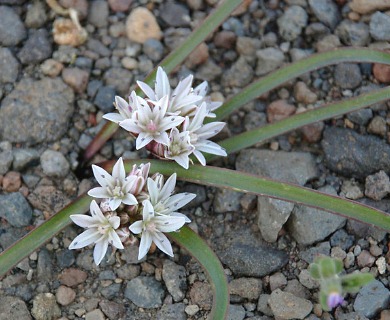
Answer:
[108, 0, 132, 12]
[186, 42, 209, 67]
[301, 122, 325, 143]
[214, 31, 236, 49]
[59, 268, 88, 287]
[267, 100, 296, 123]
[2, 171, 21, 192]
[373, 63, 390, 83]
[62, 67, 89, 93]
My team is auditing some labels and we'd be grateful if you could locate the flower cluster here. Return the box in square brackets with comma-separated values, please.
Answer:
[69, 158, 195, 265]
[103, 67, 227, 169]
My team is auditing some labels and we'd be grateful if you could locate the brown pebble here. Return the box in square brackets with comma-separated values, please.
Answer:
[189, 281, 212, 310]
[214, 31, 236, 49]
[62, 67, 89, 93]
[56, 285, 76, 306]
[380, 309, 390, 320]
[267, 99, 296, 123]
[126, 7, 162, 43]
[294, 82, 318, 104]
[301, 122, 325, 143]
[108, 0, 132, 12]
[357, 250, 376, 267]
[186, 42, 209, 67]
[59, 268, 88, 287]
[2, 171, 22, 192]
[41, 59, 64, 77]
[373, 63, 390, 83]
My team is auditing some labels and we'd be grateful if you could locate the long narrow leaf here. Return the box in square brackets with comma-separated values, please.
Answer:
[211, 48, 390, 122]
[121, 160, 390, 231]
[0, 195, 91, 277]
[83, 0, 242, 163]
[216, 85, 390, 157]
[168, 226, 229, 320]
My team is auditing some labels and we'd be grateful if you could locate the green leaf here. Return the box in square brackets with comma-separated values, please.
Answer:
[212, 48, 390, 122]
[82, 0, 243, 163]
[319, 257, 342, 278]
[120, 160, 390, 232]
[341, 272, 374, 293]
[308, 263, 321, 280]
[168, 227, 229, 320]
[319, 291, 331, 312]
[213, 85, 390, 159]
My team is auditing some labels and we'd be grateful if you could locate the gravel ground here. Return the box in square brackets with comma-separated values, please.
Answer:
[0, 0, 389, 319]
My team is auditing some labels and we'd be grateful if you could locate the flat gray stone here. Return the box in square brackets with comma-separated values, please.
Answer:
[287, 185, 346, 245]
[227, 304, 246, 320]
[354, 280, 390, 318]
[156, 303, 186, 320]
[0, 296, 31, 320]
[277, 5, 308, 41]
[18, 29, 52, 64]
[31, 293, 61, 320]
[308, 0, 341, 29]
[124, 276, 164, 308]
[370, 11, 390, 41]
[0, 77, 74, 145]
[162, 260, 187, 302]
[40, 149, 70, 178]
[0, 48, 20, 84]
[336, 20, 370, 46]
[0, 192, 32, 227]
[256, 48, 284, 76]
[0, 6, 26, 46]
[268, 289, 312, 319]
[12, 148, 40, 171]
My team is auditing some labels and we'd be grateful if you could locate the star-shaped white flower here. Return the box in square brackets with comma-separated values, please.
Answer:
[69, 200, 124, 265]
[147, 173, 195, 222]
[119, 95, 184, 149]
[88, 157, 138, 210]
[129, 200, 186, 260]
[164, 128, 194, 169]
[137, 66, 203, 116]
[183, 102, 227, 165]
[103, 91, 139, 123]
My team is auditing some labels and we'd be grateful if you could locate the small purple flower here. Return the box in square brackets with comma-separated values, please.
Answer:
[327, 292, 344, 309]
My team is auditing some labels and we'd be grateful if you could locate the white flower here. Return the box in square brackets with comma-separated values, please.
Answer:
[103, 91, 139, 123]
[164, 128, 194, 169]
[192, 81, 222, 118]
[129, 200, 186, 260]
[69, 200, 124, 265]
[88, 157, 138, 210]
[137, 66, 203, 115]
[119, 95, 184, 149]
[147, 173, 195, 223]
[183, 102, 227, 165]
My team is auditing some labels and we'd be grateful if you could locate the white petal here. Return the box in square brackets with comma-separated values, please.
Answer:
[155, 67, 171, 99]
[164, 193, 196, 211]
[172, 154, 190, 169]
[137, 80, 156, 100]
[152, 232, 173, 257]
[103, 113, 125, 123]
[154, 216, 186, 232]
[122, 193, 138, 205]
[109, 197, 122, 211]
[90, 200, 106, 222]
[119, 119, 142, 134]
[196, 140, 227, 156]
[194, 81, 208, 97]
[159, 116, 185, 132]
[69, 214, 97, 228]
[171, 212, 191, 223]
[159, 173, 176, 202]
[92, 165, 114, 188]
[193, 150, 206, 166]
[142, 199, 155, 221]
[138, 231, 152, 260]
[136, 132, 153, 149]
[129, 220, 143, 234]
[196, 122, 225, 140]
[69, 228, 101, 249]
[88, 187, 110, 199]
[93, 239, 109, 265]
[147, 178, 159, 205]
[108, 215, 121, 229]
[109, 230, 124, 249]
[112, 157, 125, 181]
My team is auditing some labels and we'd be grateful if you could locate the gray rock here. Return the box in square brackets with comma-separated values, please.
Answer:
[216, 229, 288, 277]
[0, 6, 26, 46]
[347, 108, 373, 126]
[0, 48, 20, 84]
[56, 249, 75, 269]
[334, 63, 362, 89]
[40, 149, 70, 178]
[257, 197, 294, 243]
[269, 289, 312, 319]
[222, 17, 245, 36]
[12, 148, 40, 171]
[143, 39, 164, 62]
[37, 249, 53, 282]
[156, 303, 186, 320]
[277, 5, 308, 41]
[196, 59, 223, 81]
[338, 312, 368, 320]
[284, 279, 310, 299]
[370, 11, 390, 41]
[330, 229, 355, 251]
[103, 67, 133, 96]
[164, 28, 191, 51]
[25, 0, 47, 28]
[0, 226, 28, 250]
[0, 144, 13, 174]
[322, 127, 390, 178]
[88, 0, 109, 28]
[236, 149, 318, 185]
[31, 293, 61, 320]
[227, 304, 246, 320]
[124, 276, 165, 308]
[288, 185, 346, 245]
[162, 260, 187, 302]
[335, 20, 370, 46]
[365, 170, 390, 200]
[0, 296, 31, 320]
[94, 86, 116, 112]
[257, 294, 273, 316]
[222, 56, 253, 87]
[87, 38, 111, 57]
[18, 29, 52, 64]
[0, 77, 74, 145]
[100, 283, 121, 300]
[213, 188, 242, 213]
[0, 192, 32, 227]
[308, 0, 341, 29]
[354, 280, 390, 318]
[256, 48, 284, 76]
[299, 242, 331, 263]
[99, 300, 125, 320]
[160, 1, 190, 27]
[229, 277, 262, 300]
